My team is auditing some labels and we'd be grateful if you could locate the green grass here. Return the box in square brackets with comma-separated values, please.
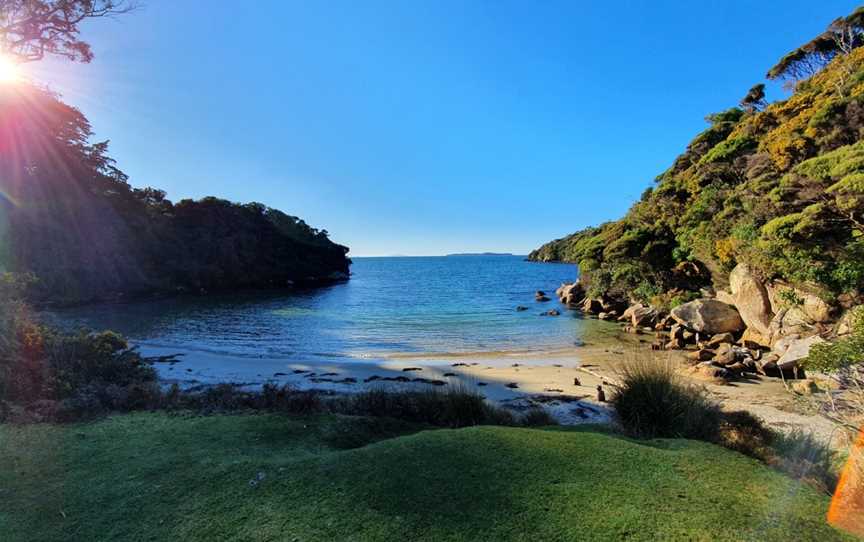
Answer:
[0, 413, 854, 541]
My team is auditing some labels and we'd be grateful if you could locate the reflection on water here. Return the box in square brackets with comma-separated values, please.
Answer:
[42, 256, 616, 362]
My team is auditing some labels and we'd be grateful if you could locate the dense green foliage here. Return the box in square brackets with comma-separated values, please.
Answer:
[0, 412, 849, 541]
[530, 18, 864, 307]
[0, 84, 349, 305]
[804, 306, 864, 372]
[0, 272, 160, 421]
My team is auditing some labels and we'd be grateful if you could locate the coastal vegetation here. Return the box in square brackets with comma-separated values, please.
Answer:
[0, 412, 849, 542]
[0, 82, 350, 305]
[530, 8, 864, 311]
[533, 10, 864, 440]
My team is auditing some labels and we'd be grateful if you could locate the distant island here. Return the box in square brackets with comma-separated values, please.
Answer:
[445, 252, 514, 257]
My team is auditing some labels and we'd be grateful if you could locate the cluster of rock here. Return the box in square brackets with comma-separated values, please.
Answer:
[551, 263, 854, 381]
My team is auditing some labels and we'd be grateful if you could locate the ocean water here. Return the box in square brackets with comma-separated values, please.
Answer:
[44, 256, 616, 363]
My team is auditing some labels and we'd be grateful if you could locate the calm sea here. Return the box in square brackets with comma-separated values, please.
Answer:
[44, 256, 614, 363]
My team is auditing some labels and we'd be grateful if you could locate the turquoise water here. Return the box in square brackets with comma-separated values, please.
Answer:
[44, 256, 609, 362]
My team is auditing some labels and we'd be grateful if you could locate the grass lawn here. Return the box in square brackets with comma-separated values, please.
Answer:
[0, 412, 855, 541]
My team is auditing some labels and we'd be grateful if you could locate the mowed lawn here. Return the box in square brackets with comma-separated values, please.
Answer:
[0, 413, 854, 541]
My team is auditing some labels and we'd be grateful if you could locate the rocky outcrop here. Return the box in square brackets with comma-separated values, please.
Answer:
[555, 281, 585, 306]
[670, 299, 745, 335]
[581, 297, 603, 314]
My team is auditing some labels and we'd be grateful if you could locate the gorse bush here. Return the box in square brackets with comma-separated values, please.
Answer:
[611, 357, 722, 440]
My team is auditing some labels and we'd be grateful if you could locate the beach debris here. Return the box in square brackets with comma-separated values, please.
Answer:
[451, 362, 469, 367]
[544, 388, 564, 393]
[477, 382, 488, 387]
[505, 382, 519, 389]
[596, 385, 606, 402]
[292, 369, 307, 374]
[402, 367, 423, 372]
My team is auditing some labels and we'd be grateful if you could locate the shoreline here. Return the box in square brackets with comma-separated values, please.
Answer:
[142, 336, 842, 443]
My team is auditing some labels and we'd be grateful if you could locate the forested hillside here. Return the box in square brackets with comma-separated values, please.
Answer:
[0, 84, 350, 305]
[530, 9, 864, 313]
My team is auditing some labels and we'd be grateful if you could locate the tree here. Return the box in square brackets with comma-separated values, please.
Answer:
[739, 84, 766, 113]
[766, 7, 864, 82]
[0, 0, 137, 64]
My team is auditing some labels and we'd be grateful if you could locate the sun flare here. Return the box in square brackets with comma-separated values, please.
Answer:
[0, 56, 21, 83]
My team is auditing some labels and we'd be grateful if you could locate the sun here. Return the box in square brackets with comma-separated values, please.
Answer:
[0, 56, 21, 83]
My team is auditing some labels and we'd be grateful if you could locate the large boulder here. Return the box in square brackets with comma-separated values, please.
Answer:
[630, 305, 657, 327]
[727, 264, 773, 345]
[767, 308, 811, 344]
[775, 335, 826, 370]
[670, 299, 745, 335]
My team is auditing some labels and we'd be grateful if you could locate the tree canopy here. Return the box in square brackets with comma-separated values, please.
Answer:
[0, 0, 136, 63]
[766, 7, 864, 81]
[1, 84, 350, 305]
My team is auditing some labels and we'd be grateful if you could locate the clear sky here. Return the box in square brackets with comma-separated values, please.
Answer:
[18, 0, 863, 256]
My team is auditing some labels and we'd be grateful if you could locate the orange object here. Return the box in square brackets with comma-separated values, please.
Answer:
[828, 427, 864, 537]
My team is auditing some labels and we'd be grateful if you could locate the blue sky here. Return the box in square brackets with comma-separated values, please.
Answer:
[21, 0, 862, 256]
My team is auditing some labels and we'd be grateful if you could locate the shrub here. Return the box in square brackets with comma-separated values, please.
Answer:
[804, 306, 864, 373]
[610, 357, 722, 440]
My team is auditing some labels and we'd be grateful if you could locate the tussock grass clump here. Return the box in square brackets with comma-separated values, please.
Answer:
[610, 356, 840, 493]
[611, 357, 722, 440]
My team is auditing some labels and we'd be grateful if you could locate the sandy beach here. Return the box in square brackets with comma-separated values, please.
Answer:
[142, 331, 842, 444]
